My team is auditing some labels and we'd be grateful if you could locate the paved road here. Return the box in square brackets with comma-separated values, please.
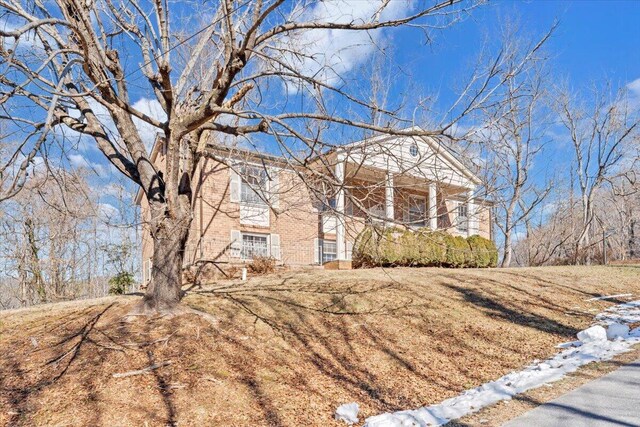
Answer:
[503, 359, 640, 427]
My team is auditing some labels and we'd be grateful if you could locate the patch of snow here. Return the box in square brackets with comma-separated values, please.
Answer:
[335, 402, 360, 425]
[576, 325, 607, 343]
[363, 300, 640, 427]
[606, 323, 630, 340]
[597, 300, 640, 324]
[586, 293, 632, 301]
[555, 340, 581, 349]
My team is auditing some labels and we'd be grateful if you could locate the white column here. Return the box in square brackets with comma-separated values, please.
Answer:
[335, 154, 346, 260]
[385, 172, 394, 224]
[467, 189, 475, 237]
[429, 182, 437, 230]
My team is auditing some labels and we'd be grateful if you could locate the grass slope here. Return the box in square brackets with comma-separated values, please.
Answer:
[1, 266, 638, 427]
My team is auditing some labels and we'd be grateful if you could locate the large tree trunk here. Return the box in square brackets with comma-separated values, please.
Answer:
[501, 230, 513, 267]
[139, 212, 191, 313]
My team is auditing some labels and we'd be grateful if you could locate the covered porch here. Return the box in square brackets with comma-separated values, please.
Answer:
[319, 135, 482, 263]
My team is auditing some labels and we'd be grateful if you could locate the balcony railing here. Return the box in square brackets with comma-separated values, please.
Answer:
[184, 238, 319, 266]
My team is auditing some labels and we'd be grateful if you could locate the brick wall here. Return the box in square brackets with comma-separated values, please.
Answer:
[182, 156, 320, 267]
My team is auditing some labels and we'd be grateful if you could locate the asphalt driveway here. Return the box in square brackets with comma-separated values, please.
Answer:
[503, 359, 640, 427]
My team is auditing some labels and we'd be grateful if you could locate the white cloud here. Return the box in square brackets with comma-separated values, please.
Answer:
[54, 96, 165, 159]
[3, 152, 46, 181]
[97, 202, 119, 221]
[69, 153, 108, 177]
[627, 77, 640, 110]
[628, 78, 640, 95]
[102, 182, 126, 198]
[131, 97, 167, 151]
[0, 19, 46, 51]
[268, 0, 414, 90]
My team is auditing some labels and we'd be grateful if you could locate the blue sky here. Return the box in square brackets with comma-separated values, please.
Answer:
[384, 1, 640, 116]
[430, 1, 639, 86]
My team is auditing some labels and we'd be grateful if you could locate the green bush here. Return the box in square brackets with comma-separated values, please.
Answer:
[352, 226, 412, 267]
[398, 229, 419, 266]
[109, 272, 135, 295]
[352, 226, 497, 269]
[443, 235, 469, 267]
[467, 235, 498, 267]
[415, 230, 447, 266]
[352, 226, 383, 268]
[379, 228, 405, 266]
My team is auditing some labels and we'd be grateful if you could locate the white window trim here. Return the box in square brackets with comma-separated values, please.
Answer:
[232, 161, 280, 208]
[240, 232, 270, 260]
[456, 202, 469, 233]
[239, 164, 269, 206]
[317, 238, 337, 264]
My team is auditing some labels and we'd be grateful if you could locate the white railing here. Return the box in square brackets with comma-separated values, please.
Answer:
[241, 241, 270, 259]
[184, 239, 316, 266]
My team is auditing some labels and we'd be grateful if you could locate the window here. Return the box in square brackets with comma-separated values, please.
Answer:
[409, 143, 419, 157]
[240, 165, 268, 205]
[318, 239, 337, 264]
[322, 196, 337, 212]
[456, 203, 468, 233]
[407, 195, 426, 226]
[241, 233, 269, 259]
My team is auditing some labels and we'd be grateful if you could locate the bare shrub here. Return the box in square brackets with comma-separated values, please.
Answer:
[247, 257, 276, 275]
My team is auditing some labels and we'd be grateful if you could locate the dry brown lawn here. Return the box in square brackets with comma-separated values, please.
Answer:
[1, 266, 639, 427]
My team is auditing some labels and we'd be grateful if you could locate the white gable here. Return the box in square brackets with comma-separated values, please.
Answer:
[341, 134, 478, 189]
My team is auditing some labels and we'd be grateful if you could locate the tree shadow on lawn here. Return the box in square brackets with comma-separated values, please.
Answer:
[0, 303, 115, 425]
[483, 269, 635, 306]
[186, 276, 585, 423]
[445, 284, 579, 338]
[0, 272, 597, 427]
[191, 280, 458, 419]
[0, 303, 185, 427]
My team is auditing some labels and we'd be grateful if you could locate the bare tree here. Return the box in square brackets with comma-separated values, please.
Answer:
[513, 187, 575, 267]
[557, 85, 640, 264]
[0, 0, 556, 312]
[473, 36, 553, 267]
[0, 117, 45, 202]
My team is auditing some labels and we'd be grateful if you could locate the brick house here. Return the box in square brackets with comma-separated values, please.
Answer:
[136, 129, 493, 282]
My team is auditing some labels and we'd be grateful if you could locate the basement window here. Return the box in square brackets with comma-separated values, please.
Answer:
[241, 233, 269, 259]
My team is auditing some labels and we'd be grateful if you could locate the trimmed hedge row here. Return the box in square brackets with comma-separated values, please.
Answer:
[352, 226, 498, 268]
